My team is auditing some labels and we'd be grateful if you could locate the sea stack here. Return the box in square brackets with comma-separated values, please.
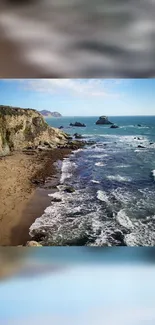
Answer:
[96, 116, 113, 125]
[70, 122, 86, 127]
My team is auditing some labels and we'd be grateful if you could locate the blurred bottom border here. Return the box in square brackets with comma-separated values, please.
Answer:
[1, 247, 155, 280]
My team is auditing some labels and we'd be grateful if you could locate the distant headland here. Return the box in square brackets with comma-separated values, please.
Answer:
[39, 110, 62, 118]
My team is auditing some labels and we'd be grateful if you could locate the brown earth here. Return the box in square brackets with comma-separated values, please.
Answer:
[0, 148, 72, 246]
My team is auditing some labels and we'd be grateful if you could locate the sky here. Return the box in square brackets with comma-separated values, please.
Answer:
[0, 79, 155, 116]
[0, 262, 155, 325]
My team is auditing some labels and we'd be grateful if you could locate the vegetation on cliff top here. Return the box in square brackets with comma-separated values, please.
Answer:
[0, 105, 38, 117]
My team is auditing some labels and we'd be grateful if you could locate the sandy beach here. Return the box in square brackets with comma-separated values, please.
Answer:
[0, 148, 72, 246]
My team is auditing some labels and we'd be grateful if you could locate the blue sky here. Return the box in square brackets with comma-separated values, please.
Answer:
[0, 79, 154, 116]
[0, 264, 155, 325]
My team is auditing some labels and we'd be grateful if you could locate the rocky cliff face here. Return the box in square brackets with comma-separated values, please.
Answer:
[0, 106, 68, 156]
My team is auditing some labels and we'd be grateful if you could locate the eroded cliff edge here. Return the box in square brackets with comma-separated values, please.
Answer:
[0, 105, 68, 156]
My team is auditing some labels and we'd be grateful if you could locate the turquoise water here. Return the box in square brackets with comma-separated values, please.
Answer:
[30, 116, 155, 246]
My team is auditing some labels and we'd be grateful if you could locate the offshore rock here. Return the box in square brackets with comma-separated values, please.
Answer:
[96, 116, 113, 125]
[70, 122, 86, 127]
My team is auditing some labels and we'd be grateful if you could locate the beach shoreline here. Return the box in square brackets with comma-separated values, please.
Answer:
[0, 148, 72, 246]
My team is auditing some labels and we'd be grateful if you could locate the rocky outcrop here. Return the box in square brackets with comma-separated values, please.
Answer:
[74, 133, 83, 139]
[0, 105, 68, 156]
[96, 116, 113, 125]
[137, 145, 145, 149]
[110, 124, 119, 129]
[70, 122, 86, 127]
[26, 241, 42, 247]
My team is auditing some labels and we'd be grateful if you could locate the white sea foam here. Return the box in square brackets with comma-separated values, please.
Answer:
[73, 148, 84, 153]
[115, 164, 130, 168]
[97, 190, 109, 203]
[107, 175, 131, 182]
[116, 209, 134, 231]
[91, 180, 100, 184]
[124, 233, 138, 246]
[92, 154, 108, 159]
[134, 149, 144, 153]
[95, 162, 105, 167]
[151, 170, 155, 178]
[48, 192, 62, 200]
[124, 229, 155, 246]
[112, 189, 133, 205]
[60, 158, 76, 184]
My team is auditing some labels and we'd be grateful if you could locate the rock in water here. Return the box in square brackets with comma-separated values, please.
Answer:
[26, 241, 42, 247]
[70, 122, 86, 127]
[96, 116, 113, 125]
[110, 124, 119, 129]
[74, 133, 83, 139]
[64, 186, 75, 193]
[137, 145, 145, 148]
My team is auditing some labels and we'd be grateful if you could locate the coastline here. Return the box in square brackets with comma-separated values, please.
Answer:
[0, 148, 72, 246]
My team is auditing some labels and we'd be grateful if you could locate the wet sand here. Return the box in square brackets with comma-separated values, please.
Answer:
[0, 149, 72, 246]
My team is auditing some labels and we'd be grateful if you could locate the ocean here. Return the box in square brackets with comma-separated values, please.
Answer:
[29, 116, 155, 246]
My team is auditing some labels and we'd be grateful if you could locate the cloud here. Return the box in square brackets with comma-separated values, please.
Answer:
[16, 79, 122, 98]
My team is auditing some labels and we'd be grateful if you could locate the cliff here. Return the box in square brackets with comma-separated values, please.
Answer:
[0, 106, 67, 156]
[40, 110, 62, 118]
[96, 116, 113, 125]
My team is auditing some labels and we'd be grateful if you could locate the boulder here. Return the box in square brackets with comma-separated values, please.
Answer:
[86, 141, 96, 146]
[59, 126, 64, 129]
[137, 145, 145, 148]
[70, 122, 86, 127]
[43, 141, 50, 146]
[51, 197, 62, 202]
[137, 124, 142, 127]
[111, 230, 125, 243]
[64, 186, 75, 193]
[96, 116, 113, 125]
[74, 133, 83, 139]
[37, 145, 51, 151]
[26, 241, 42, 247]
[110, 124, 119, 129]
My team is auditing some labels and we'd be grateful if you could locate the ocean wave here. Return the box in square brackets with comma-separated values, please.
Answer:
[48, 192, 62, 200]
[124, 227, 155, 246]
[29, 188, 96, 245]
[97, 190, 109, 203]
[112, 188, 133, 205]
[95, 162, 105, 167]
[107, 175, 131, 182]
[151, 170, 155, 178]
[115, 164, 130, 168]
[73, 148, 84, 153]
[60, 158, 77, 184]
[92, 154, 108, 159]
[116, 209, 134, 231]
